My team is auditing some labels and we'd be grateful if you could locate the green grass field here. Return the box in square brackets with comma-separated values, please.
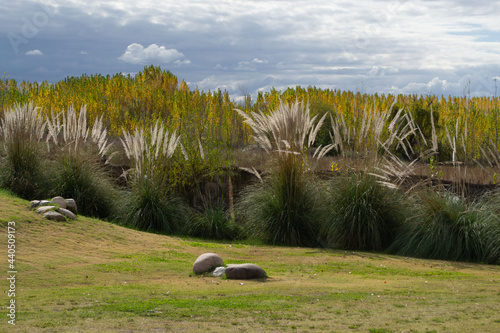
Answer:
[1, 189, 499, 332]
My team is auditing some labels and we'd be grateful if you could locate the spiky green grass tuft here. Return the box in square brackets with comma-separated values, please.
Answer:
[0, 102, 47, 199]
[53, 154, 118, 219]
[119, 174, 189, 233]
[237, 154, 322, 247]
[322, 172, 407, 251]
[118, 120, 187, 233]
[185, 205, 244, 240]
[388, 191, 488, 263]
[479, 189, 500, 265]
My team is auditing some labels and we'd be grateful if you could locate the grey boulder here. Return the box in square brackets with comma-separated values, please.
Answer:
[36, 206, 56, 214]
[58, 208, 77, 220]
[65, 199, 78, 214]
[51, 196, 67, 209]
[193, 253, 224, 274]
[225, 263, 267, 279]
[43, 211, 66, 221]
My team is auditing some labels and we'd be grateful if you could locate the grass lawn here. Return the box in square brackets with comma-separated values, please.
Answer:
[1, 189, 499, 332]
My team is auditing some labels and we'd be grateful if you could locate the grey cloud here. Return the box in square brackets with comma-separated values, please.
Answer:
[1, 0, 499, 99]
[118, 43, 188, 65]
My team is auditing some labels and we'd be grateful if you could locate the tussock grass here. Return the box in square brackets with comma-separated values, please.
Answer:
[237, 154, 323, 247]
[119, 120, 188, 233]
[322, 172, 407, 251]
[54, 154, 117, 218]
[0, 103, 47, 198]
[388, 191, 488, 262]
[118, 177, 189, 233]
[45, 105, 117, 218]
[479, 189, 500, 265]
[185, 205, 244, 240]
[235, 100, 329, 246]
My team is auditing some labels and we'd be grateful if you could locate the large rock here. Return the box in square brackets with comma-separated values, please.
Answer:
[36, 206, 56, 214]
[193, 253, 224, 274]
[43, 211, 66, 221]
[51, 196, 67, 209]
[65, 199, 77, 214]
[225, 263, 267, 279]
[58, 208, 77, 220]
[29, 200, 41, 209]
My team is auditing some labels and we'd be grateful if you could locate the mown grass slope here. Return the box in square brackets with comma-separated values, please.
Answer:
[1, 189, 499, 332]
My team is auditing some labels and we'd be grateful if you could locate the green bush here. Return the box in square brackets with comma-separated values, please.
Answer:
[0, 140, 44, 199]
[388, 191, 487, 262]
[0, 103, 46, 199]
[185, 205, 244, 240]
[119, 174, 188, 233]
[53, 154, 117, 219]
[237, 154, 322, 247]
[481, 190, 500, 265]
[44, 105, 118, 218]
[322, 172, 407, 251]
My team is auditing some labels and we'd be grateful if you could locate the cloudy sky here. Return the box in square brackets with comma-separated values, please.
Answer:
[2, 0, 500, 100]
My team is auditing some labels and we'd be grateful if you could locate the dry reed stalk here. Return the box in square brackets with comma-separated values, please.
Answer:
[120, 120, 181, 180]
[369, 104, 436, 192]
[46, 105, 112, 159]
[0, 102, 46, 143]
[235, 99, 333, 160]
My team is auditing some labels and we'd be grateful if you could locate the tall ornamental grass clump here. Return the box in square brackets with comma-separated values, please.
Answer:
[184, 204, 244, 241]
[238, 153, 323, 246]
[235, 99, 332, 246]
[388, 191, 488, 263]
[0, 103, 47, 199]
[119, 121, 189, 233]
[322, 100, 426, 251]
[321, 172, 408, 251]
[477, 190, 500, 265]
[46, 105, 117, 218]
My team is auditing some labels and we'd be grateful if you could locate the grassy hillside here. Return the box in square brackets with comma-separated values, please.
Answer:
[1, 189, 499, 332]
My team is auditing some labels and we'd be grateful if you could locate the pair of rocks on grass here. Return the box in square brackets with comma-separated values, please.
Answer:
[30, 196, 78, 221]
[192, 252, 267, 280]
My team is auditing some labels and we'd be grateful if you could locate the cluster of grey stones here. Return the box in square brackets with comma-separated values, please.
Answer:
[29, 196, 78, 221]
[193, 253, 267, 280]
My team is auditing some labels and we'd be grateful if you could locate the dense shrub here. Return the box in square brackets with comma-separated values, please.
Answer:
[480, 190, 500, 265]
[53, 154, 117, 219]
[237, 154, 323, 247]
[0, 103, 46, 199]
[43, 105, 118, 218]
[321, 172, 407, 251]
[185, 205, 244, 240]
[119, 174, 189, 233]
[118, 120, 189, 233]
[388, 191, 488, 262]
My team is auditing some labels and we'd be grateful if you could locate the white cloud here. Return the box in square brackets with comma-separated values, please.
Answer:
[235, 58, 269, 71]
[118, 43, 188, 65]
[25, 49, 43, 56]
[251, 58, 268, 64]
